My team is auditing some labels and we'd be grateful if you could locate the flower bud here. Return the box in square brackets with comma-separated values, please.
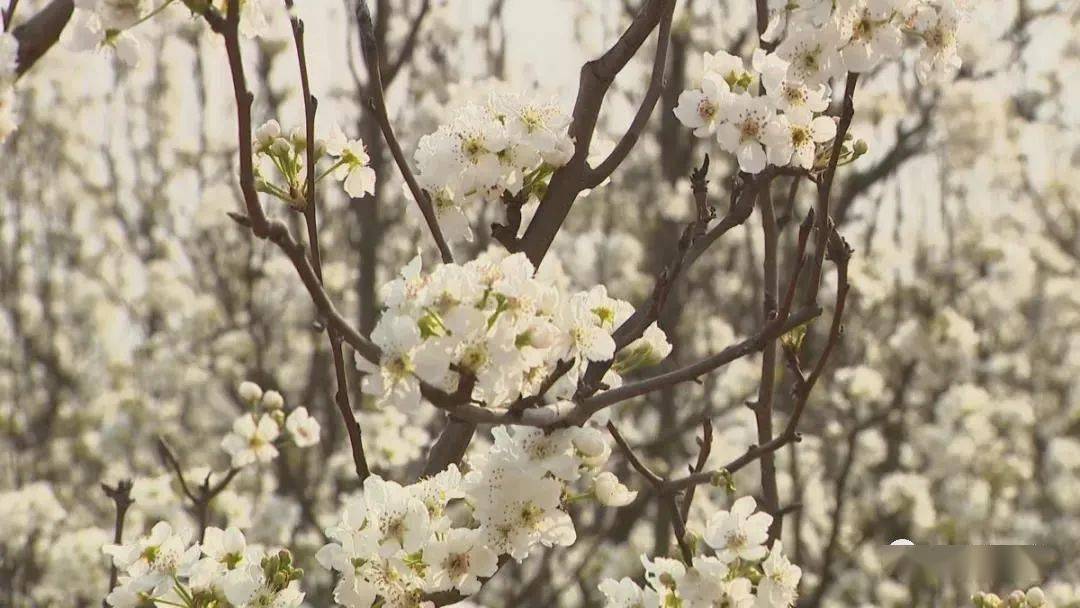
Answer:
[270, 138, 291, 157]
[593, 472, 637, 507]
[238, 381, 263, 404]
[262, 390, 284, 410]
[1025, 588, 1045, 607]
[572, 429, 606, 459]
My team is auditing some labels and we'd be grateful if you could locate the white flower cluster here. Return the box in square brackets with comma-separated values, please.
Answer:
[769, 0, 962, 79]
[0, 31, 17, 142]
[356, 249, 671, 413]
[414, 92, 574, 242]
[69, 0, 274, 66]
[221, 381, 321, 468]
[674, 48, 841, 174]
[600, 497, 801, 608]
[104, 522, 305, 607]
[316, 424, 636, 607]
[675, 0, 963, 174]
[973, 587, 1050, 608]
[253, 120, 377, 205]
[0, 482, 66, 545]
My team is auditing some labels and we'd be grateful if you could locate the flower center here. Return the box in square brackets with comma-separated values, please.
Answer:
[740, 119, 762, 141]
[386, 356, 413, 379]
[461, 137, 487, 161]
[447, 552, 471, 577]
[698, 99, 717, 120]
[459, 343, 489, 372]
[726, 530, 748, 550]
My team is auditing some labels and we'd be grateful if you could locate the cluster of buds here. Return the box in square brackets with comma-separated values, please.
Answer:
[253, 120, 376, 208]
[973, 587, 1047, 608]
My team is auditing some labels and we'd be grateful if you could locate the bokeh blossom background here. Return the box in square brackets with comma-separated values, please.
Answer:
[2, 0, 1080, 607]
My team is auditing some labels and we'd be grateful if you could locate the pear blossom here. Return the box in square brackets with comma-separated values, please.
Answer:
[673, 73, 732, 137]
[599, 577, 661, 608]
[261, 389, 284, 410]
[221, 413, 281, 467]
[716, 95, 776, 174]
[355, 250, 653, 413]
[775, 25, 841, 86]
[188, 526, 257, 594]
[681, 557, 754, 608]
[642, 556, 686, 604]
[285, 406, 321, 447]
[835, 0, 905, 73]
[326, 127, 377, 197]
[704, 50, 756, 92]
[756, 542, 802, 607]
[908, 1, 962, 82]
[414, 91, 573, 242]
[103, 522, 199, 600]
[763, 113, 838, 169]
[703, 496, 774, 562]
[424, 528, 499, 594]
[593, 471, 637, 507]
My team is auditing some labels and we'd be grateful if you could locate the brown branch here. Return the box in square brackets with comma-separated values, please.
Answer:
[585, 0, 676, 186]
[382, 0, 431, 84]
[214, 0, 270, 237]
[285, 0, 371, 482]
[355, 0, 454, 263]
[579, 156, 722, 393]
[101, 480, 133, 607]
[679, 419, 712, 521]
[156, 437, 241, 543]
[666, 229, 850, 495]
[608, 422, 691, 563]
[754, 0, 769, 41]
[804, 73, 858, 305]
[2, 0, 19, 31]
[11, 0, 72, 80]
[608, 421, 663, 486]
[805, 424, 861, 607]
[519, 0, 676, 266]
[421, 417, 477, 477]
[753, 181, 782, 545]
[227, 213, 381, 363]
[563, 305, 821, 426]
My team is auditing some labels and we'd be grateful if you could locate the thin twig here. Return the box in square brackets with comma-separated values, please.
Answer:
[155, 437, 241, 543]
[355, 0, 454, 263]
[285, 0, 371, 482]
[804, 73, 858, 305]
[101, 480, 133, 607]
[518, 0, 677, 265]
[585, 0, 676, 186]
[680, 419, 713, 521]
[753, 180, 782, 544]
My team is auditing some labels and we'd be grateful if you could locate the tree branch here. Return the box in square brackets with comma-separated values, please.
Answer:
[285, 0, 371, 482]
[355, 0, 454, 263]
[519, 0, 677, 266]
[804, 73, 858, 305]
[11, 0, 73, 80]
[156, 437, 241, 543]
[584, 0, 676, 186]
[753, 180, 782, 545]
[101, 479, 133, 607]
